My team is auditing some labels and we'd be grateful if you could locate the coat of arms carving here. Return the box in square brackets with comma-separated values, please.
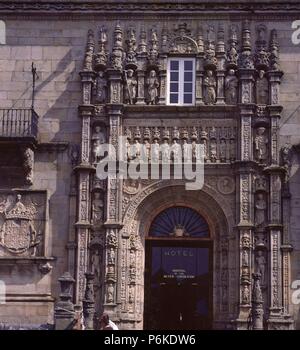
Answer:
[0, 194, 41, 256]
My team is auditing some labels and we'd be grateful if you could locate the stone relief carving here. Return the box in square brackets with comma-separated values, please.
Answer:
[123, 125, 237, 164]
[0, 193, 45, 257]
[217, 177, 235, 195]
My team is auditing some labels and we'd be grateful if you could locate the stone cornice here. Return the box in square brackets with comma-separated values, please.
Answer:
[0, 1, 300, 18]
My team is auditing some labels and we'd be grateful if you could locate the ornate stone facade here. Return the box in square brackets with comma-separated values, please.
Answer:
[0, 0, 300, 330]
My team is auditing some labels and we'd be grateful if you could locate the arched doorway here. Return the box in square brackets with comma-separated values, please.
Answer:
[144, 206, 213, 330]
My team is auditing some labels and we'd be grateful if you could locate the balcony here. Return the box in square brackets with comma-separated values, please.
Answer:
[0, 108, 38, 143]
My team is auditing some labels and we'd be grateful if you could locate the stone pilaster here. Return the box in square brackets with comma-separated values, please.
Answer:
[158, 55, 167, 105]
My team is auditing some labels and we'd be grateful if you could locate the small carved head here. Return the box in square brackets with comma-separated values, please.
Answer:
[228, 69, 235, 76]
[257, 127, 265, 135]
[94, 125, 102, 133]
[258, 70, 265, 79]
[150, 70, 156, 77]
[127, 69, 134, 77]
[206, 70, 213, 77]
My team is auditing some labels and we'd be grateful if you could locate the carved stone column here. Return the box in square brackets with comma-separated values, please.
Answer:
[83, 272, 95, 330]
[103, 103, 123, 317]
[236, 164, 255, 329]
[264, 166, 286, 329]
[158, 55, 167, 105]
[195, 56, 204, 105]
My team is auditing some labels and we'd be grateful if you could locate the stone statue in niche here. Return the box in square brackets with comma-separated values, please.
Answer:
[92, 192, 104, 224]
[94, 71, 107, 103]
[146, 70, 159, 105]
[92, 126, 106, 164]
[152, 139, 160, 163]
[107, 283, 114, 303]
[225, 69, 238, 104]
[256, 70, 269, 105]
[254, 127, 268, 162]
[242, 284, 250, 304]
[108, 247, 115, 265]
[91, 249, 101, 281]
[242, 249, 249, 266]
[124, 69, 137, 104]
[255, 193, 267, 227]
[203, 70, 216, 105]
[255, 250, 266, 285]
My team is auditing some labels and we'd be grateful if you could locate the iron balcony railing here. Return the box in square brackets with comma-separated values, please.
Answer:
[0, 108, 38, 139]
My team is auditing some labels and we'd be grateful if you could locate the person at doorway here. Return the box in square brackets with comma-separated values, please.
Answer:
[99, 313, 119, 330]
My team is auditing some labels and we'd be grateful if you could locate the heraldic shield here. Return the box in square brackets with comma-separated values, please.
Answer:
[0, 194, 40, 255]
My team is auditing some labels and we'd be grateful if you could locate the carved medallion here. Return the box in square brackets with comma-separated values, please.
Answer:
[217, 177, 235, 195]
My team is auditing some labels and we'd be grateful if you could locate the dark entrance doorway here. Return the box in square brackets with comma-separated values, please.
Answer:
[144, 206, 213, 330]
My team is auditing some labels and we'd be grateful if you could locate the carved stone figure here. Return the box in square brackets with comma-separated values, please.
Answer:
[161, 139, 170, 162]
[107, 283, 114, 303]
[219, 139, 227, 162]
[94, 71, 107, 103]
[242, 249, 249, 266]
[146, 70, 159, 105]
[172, 139, 181, 163]
[210, 140, 217, 162]
[124, 69, 137, 104]
[204, 70, 216, 105]
[92, 192, 104, 224]
[256, 70, 269, 105]
[242, 284, 250, 304]
[92, 126, 106, 163]
[91, 249, 101, 281]
[108, 247, 115, 265]
[254, 127, 268, 162]
[229, 138, 236, 162]
[183, 139, 192, 162]
[255, 193, 267, 227]
[225, 69, 238, 104]
[255, 251, 266, 285]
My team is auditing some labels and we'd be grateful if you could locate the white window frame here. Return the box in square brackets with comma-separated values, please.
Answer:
[167, 58, 196, 106]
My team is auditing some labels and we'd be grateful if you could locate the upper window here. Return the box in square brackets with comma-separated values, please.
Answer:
[167, 58, 195, 106]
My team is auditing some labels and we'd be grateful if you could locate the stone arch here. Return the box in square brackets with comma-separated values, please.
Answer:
[119, 180, 237, 329]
